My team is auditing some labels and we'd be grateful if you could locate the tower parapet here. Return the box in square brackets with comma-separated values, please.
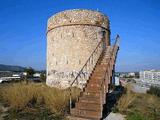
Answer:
[47, 9, 109, 32]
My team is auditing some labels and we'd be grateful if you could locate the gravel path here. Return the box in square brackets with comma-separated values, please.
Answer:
[104, 112, 125, 120]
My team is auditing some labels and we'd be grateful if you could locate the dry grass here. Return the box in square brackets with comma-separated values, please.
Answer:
[2, 83, 38, 110]
[116, 85, 137, 113]
[116, 85, 160, 120]
[0, 82, 81, 115]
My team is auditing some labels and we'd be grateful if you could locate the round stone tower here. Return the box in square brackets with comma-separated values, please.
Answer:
[46, 9, 110, 88]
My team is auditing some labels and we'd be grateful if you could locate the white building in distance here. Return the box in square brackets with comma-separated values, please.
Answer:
[33, 73, 41, 77]
[115, 77, 120, 86]
[128, 72, 135, 77]
[140, 70, 160, 81]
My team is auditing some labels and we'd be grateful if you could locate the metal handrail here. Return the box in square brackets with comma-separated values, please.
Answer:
[69, 35, 120, 112]
[101, 37, 119, 87]
[70, 38, 105, 87]
[100, 35, 120, 108]
[69, 38, 105, 111]
[70, 36, 119, 87]
[95, 36, 120, 113]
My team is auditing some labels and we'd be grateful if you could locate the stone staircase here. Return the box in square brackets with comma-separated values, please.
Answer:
[70, 46, 119, 120]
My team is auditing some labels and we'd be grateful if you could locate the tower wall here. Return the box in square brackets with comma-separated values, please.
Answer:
[46, 9, 110, 88]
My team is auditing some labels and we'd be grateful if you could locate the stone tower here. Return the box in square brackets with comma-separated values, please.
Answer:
[46, 9, 110, 88]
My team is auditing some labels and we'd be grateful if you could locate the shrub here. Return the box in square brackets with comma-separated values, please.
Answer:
[147, 86, 160, 97]
[116, 85, 137, 113]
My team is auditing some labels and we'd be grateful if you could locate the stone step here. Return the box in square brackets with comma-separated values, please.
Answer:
[101, 59, 110, 63]
[69, 47, 117, 119]
[67, 116, 91, 120]
[103, 57, 110, 60]
[99, 62, 108, 68]
[100, 60, 110, 64]
[94, 66, 106, 70]
[71, 108, 101, 120]
[85, 86, 101, 92]
[89, 79, 103, 84]
[91, 70, 103, 74]
[88, 81, 102, 85]
[84, 87, 101, 94]
[76, 102, 101, 111]
[99, 64, 108, 68]
[90, 75, 103, 79]
[90, 73, 105, 78]
[87, 83, 101, 88]
[82, 92, 101, 98]
[92, 71, 105, 75]
[91, 71, 105, 78]
[92, 70, 106, 75]
[79, 96, 100, 104]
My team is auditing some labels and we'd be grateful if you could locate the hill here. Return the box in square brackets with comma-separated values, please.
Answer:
[0, 64, 25, 72]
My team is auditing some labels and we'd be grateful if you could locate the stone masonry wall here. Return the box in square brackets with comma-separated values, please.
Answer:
[46, 9, 110, 88]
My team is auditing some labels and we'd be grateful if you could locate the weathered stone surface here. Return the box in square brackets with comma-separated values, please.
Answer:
[46, 9, 110, 88]
[47, 9, 109, 31]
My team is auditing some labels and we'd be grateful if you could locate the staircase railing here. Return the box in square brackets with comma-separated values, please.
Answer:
[69, 38, 105, 111]
[100, 35, 120, 110]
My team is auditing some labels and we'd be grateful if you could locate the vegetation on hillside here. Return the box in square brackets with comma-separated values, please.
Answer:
[40, 73, 46, 82]
[0, 82, 81, 120]
[114, 85, 160, 120]
[0, 64, 25, 72]
[147, 86, 160, 97]
[24, 67, 35, 78]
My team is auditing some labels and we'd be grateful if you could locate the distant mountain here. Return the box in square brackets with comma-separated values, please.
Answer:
[0, 64, 25, 72]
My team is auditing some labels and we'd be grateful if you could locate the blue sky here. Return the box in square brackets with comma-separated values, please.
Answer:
[0, 0, 160, 71]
